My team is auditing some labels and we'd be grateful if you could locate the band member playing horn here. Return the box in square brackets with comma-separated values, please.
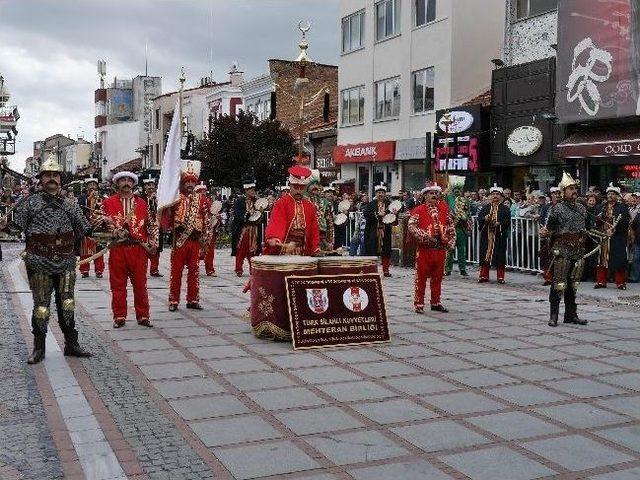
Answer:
[166, 161, 211, 311]
[143, 175, 163, 277]
[0, 154, 93, 363]
[307, 179, 334, 251]
[594, 183, 631, 290]
[363, 183, 395, 277]
[232, 178, 261, 276]
[78, 176, 104, 278]
[478, 184, 511, 283]
[541, 172, 588, 327]
[99, 171, 158, 328]
[445, 180, 471, 277]
[264, 166, 320, 255]
[408, 182, 456, 313]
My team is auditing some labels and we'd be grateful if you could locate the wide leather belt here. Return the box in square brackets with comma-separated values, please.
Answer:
[554, 232, 585, 249]
[26, 231, 75, 260]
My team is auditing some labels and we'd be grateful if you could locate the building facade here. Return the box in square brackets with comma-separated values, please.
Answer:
[336, 0, 506, 196]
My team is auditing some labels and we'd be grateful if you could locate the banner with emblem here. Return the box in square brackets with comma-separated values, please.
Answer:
[285, 274, 390, 350]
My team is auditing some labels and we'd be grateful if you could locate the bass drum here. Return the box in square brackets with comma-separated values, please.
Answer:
[317, 256, 378, 276]
[250, 255, 318, 341]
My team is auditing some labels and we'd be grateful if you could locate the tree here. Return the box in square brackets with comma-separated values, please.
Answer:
[195, 111, 295, 191]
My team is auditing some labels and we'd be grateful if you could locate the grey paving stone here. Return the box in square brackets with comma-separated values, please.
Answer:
[383, 374, 459, 395]
[169, 395, 249, 420]
[391, 420, 491, 453]
[599, 355, 640, 370]
[597, 396, 640, 419]
[128, 349, 188, 365]
[213, 441, 319, 479]
[225, 371, 296, 391]
[377, 344, 438, 358]
[138, 358, 206, 379]
[174, 335, 228, 348]
[190, 415, 282, 447]
[118, 338, 173, 351]
[351, 398, 438, 424]
[590, 467, 640, 480]
[464, 351, 528, 367]
[603, 373, 640, 391]
[546, 378, 626, 398]
[318, 381, 398, 402]
[409, 355, 477, 372]
[396, 331, 453, 344]
[556, 359, 626, 376]
[321, 348, 388, 363]
[306, 430, 408, 466]
[445, 368, 520, 388]
[291, 366, 363, 385]
[246, 387, 327, 411]
[600, 340, 640, 354]
[535, 402, 630, 428]
[522, 435, 634, 471]
[153, 377, 225, 399]
[269, 353, 332, 369]
[440, 446, 556, 480]
[206, 357, 269, 374]
[595, 426, 640, 453]
[477, 338, 536, 350]
[275, 406, 364, 435]
[486, 384, 568, 406]
[513, 347, 577, 362]
[500, 364, 573, 382]
[348, 459, 453, 480]
[433, 341, 489, 354]
[426, 391, 505, 415]
[189, 345, 248, 360]
[159, 326, 211, 337]
[524, 334, 577, 347]
[466, 411, 564, 440]
[350, 361, 421, 378]
[555, 343, 620, 358]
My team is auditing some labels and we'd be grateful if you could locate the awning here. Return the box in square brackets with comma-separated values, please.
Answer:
[558, 127, 640, 158]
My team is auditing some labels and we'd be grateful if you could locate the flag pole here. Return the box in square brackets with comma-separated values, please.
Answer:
[179, 67, 186, 140]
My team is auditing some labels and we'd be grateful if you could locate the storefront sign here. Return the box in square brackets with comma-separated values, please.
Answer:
[623, 164, 640, 178]
[395, 138, 427, 161]
[556, 1, 639, 122]
[433, 136, 480, 172]
[315, 157, 335, 169]
[333, 141, 395, 164]
[437, 111, 474, 134]
[286, 274, 390, 350]
[507, 126, 544, 157]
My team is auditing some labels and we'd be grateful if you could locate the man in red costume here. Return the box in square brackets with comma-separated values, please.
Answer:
[408, 182, 456, 313]
[142, 175, 163, 277]
[166, 161, 211, 311]
[78, 177, 104, 278]
[263, 166, 321, 255]
[100, 171, 158, 328]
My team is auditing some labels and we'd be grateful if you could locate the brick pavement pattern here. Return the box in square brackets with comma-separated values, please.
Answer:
[2, 242, 640, 479]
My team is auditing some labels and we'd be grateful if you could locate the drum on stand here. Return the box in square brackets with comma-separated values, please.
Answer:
[317, 256, 378, 276]
[250, 255, 318, 341]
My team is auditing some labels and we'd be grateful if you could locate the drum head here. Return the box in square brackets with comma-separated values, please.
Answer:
[254, 198, 269, 211]
[252, 255, 318, 268]
[338, 200, 351, 213]
[210, 200, 222, 215]
[334, 213, 348, 225]
[382, 213, 397, 224]
[248, 211, 262, 222]
[388, 200, 402, 214]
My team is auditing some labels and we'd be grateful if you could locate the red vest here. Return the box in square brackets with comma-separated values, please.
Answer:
[264, 194, 320, 255]
[102, 194, 152, 243]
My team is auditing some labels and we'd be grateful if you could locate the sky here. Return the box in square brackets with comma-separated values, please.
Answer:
[0, 0, 340, 172]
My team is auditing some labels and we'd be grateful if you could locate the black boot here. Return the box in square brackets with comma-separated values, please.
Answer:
[548, 296, 560, 328]
[27, 335, 46, 364]
[548, 311, 558, 327]
[63, 330, 92, 358]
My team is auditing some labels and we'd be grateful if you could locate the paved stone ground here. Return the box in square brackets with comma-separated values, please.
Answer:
[2, 241, 640, 479]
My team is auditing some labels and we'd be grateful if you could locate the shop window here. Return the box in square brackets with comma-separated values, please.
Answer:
[375, 77, 401, 120]
[516, 0, 557, 20]
[412, 67, 435, 114]
[154, 108, 160, 130]
[358, 165, 370, 193]
[341, 86, 365, 126]
[415, 0, 436, 27]
[375, 0, 401, 42]
[342, 10, 365, 53]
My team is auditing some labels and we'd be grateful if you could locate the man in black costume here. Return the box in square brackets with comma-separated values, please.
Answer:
[477, 185, 511, 283]
[363, 183, 394, 277]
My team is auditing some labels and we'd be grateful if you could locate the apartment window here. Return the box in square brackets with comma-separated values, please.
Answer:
[516, 0, 557, 19]
[154, 109, 160, 129]
[375, 0, 400, 42]
[342, 10, 365, 53]
[374, 77, 401, 120]
[412, 67, 435, 113]
[415, 0, 436, 26]
[154, 144, 159, 166]
[341, 86, 365, 126]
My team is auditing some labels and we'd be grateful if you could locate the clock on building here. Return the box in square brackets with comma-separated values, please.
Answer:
[507, 126, 543, 157]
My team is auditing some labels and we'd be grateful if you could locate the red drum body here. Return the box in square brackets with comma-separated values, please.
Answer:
[250, 255, 318, 341]
[317, 256, 378, 276]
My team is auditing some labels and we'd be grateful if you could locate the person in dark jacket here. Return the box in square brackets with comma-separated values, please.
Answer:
[594, 184, 631, 289]
[231, 179, 262, 276]
[363, 183, 394, 277]
[478, 185, 511, 283]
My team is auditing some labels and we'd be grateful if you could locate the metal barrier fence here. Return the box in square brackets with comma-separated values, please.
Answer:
[261, 211, 544, 273]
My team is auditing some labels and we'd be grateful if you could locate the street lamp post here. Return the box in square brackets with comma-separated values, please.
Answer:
[440, 110, 454, 188]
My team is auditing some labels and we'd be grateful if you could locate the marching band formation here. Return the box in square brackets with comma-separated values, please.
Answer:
[1, 152, 638, 364]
